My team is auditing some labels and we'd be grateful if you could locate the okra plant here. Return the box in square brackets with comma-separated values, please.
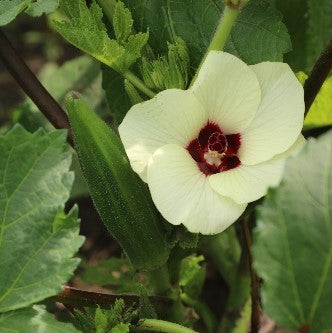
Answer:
[0, 0, 331, 332]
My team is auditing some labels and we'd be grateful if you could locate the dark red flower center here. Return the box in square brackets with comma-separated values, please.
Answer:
[186, 121, 241, 176]
[208, 132, 227, 154]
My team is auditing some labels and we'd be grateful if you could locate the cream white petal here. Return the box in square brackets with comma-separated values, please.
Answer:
[191, 51, 261, 134]
[209, 135, 306, 204]
[119, 89, 207, 181]
[147, 144, 246, 234]
[238, 62, 304, 165]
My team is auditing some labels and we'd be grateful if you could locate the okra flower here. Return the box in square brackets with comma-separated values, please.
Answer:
[119, 51, 304, 234]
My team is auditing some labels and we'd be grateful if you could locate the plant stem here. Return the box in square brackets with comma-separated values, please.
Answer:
[133, 319, 198, 333]
[216, 226, 250, 333]
[52, 286, 172, 309]
[304, 40, 332, 116]
[208, 6, 239, 53]
[0, 29, 73, 146]
[241, 217, 260, 333]
[149, 265, 171, 295]
[181, 293, 217, 333]
[124, 70, 155, 98]
[189, 5, 240, 87]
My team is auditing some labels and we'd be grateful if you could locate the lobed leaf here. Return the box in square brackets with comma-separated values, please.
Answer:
[113, 1, 133, 44]
[0, 0, 59, 26]
[24, 0, 59, 17]
[306, 0, 332, 71]
[0, 0, 31, 26]
[0, 305, 80, 332]
[124, 0, 291, 71]
[110, 323, 130, 333]
[179, 255, 206, 300]
[272, 0, 307, 72]
[253, 130, 332, 332]
[53, 0, 148, 73]
[101, 66, 132, 125]
[52, 0, 124, 70]
[0, 125, 84, 312]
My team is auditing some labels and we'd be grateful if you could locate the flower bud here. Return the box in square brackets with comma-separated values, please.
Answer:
[124, 79, 144, 104]
[139, 37, 190, 91]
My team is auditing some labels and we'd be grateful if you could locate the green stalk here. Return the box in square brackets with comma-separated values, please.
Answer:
[189, 3, 243, 87]
[149, 265, 171, 295]
[133, 319, 198, 333]
[208, 6, 239, 53]
[124, 71, 156, 98]
[181, 293, 217, 333]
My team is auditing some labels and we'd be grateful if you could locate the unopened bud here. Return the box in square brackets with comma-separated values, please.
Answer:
[124, 79, 144, 105]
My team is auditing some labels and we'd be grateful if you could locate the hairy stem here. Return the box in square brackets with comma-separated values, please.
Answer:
[0, 29, 73, 145]
[208, 6, 239, 53]
[133, 319, 198, 333]
[124, 70, 155, 98]
[190, 4, 242, 87]
[304, 40, 332, 116]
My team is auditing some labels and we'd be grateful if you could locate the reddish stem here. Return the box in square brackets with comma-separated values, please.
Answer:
[52, 286, 172, 309]
[304, 40, 332, 116]
[0, 29, 73, 146]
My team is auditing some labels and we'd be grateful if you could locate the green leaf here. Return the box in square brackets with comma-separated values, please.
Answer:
[204, 226, 241, 287]
[139, 286, 157, 319]
[14, 56, 107, 199]
[0, 125, 84, 312]
[304, 76, 332, 129]
[227, 1, 291, 64]
[113, 1, 133, 43]
[110, 323, 130, 333]
[15, 55, 107, 132]
[122, 32, 149, 67]
[168, 225, 199, 250]
[24, 0, 59, 17]
[0, 0, 59, 26]
[53, 0, 147, 73]
[253, 130, 332, 332]
[179, 255, 206, 300]
[124, 0, 291, 71]
[66, 96, 170, 270]
[0, 305, 80, 333]
[52, 0, 124, 70]
[232, 299, 251, 333]
[74, 308, 95, 333]
[0, 0, 31, 26]
[306, 0, 332, 71]
[101, 66, 132, 125]
[81, 258, 140, 292]
[95, 307, 108, 332]
[272, 0, 308, 72]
